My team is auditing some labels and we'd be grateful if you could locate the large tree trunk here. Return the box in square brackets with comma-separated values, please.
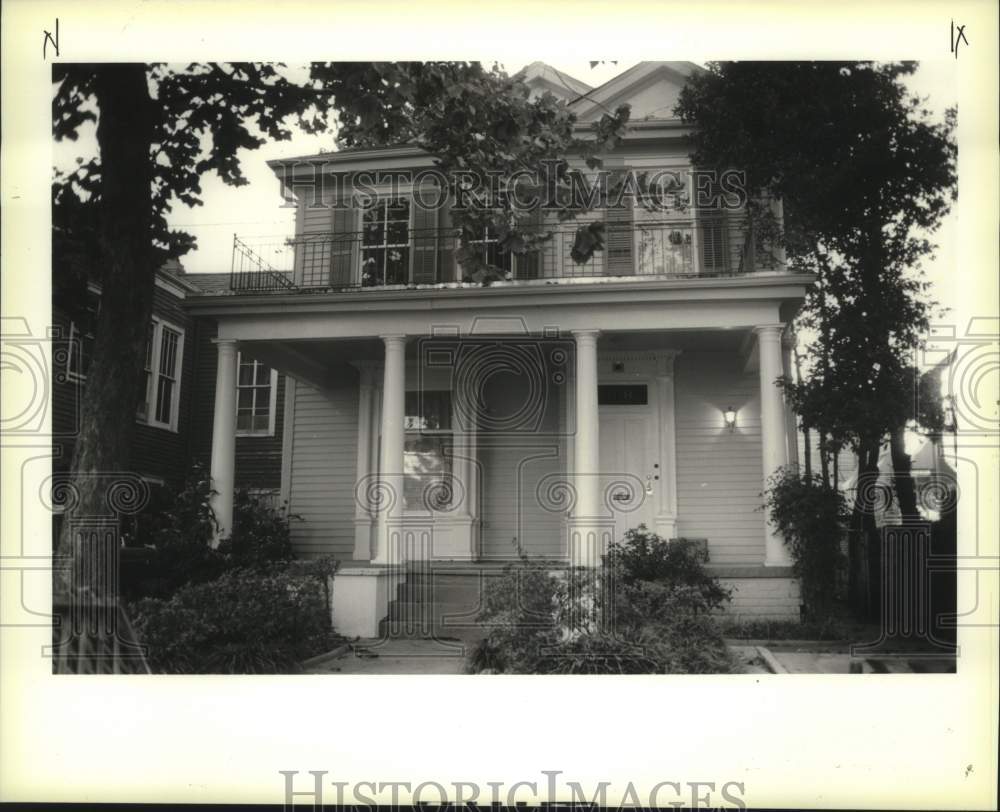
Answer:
[889, 425, 920, 524]
[848, 439, 880, 619]
[56, 64, 155, 600]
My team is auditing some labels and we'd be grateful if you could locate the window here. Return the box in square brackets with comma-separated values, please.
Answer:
[403, 390, 453, 510]
[65, 286, 101, 382]
[361, 198, 410, 287]
[468, 224, 513, 275]
[598, 384, 648, 406]
[236, 353, 278, 436]
[137, 319, 184, 431]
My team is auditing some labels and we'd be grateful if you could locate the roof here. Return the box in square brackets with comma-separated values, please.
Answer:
[516, 61, 593, 99]
[270, 61, 703, 169]
[180, 272, 235, 295]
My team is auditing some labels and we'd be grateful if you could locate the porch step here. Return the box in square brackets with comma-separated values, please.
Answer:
[379, 570, 500, 642]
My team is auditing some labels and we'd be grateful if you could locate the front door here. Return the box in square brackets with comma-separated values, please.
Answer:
[598, 382, 658, 543]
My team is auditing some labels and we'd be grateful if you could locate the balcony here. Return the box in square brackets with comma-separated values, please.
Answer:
[229, 217, 774, 294]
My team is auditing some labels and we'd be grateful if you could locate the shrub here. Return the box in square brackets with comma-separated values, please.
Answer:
[763, 466, 848, 620]
[216, 490, 299, 571]
[470, 528, 736, 674]
[121, 464, 224, 596]
[130, 567, 334, 673]
[606, 525, 731, 611]
[122, 470, 305, 598]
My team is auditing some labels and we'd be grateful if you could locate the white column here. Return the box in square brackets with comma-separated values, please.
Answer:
[352, 363, 377, 560]
[756, 324, 792, 566]
[781, 333, 799, 468]
[373, 334, 406, 566]
[571, 330, 603, 566]
[209, 338, 238, 546]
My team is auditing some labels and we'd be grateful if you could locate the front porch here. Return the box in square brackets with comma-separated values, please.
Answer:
[191, 275, 809, 635]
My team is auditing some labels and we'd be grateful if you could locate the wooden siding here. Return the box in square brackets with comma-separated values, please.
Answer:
[286, 368, 360, 559]
[673, 351, 766, 564]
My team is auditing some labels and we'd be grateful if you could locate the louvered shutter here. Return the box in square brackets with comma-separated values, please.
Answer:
[329, 204, 356, 286]
[699, 211, 730, 275]
[517, 205, 544, 280]
[437, 194, 456, 282]
[412, 183, 440, 284]
[605, 169, 634, 276]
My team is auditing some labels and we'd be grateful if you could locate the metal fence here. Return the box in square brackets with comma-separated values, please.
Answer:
[230, 217, 772, 294]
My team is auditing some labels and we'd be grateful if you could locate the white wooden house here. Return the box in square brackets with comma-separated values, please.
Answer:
[187, 62, 813, 636]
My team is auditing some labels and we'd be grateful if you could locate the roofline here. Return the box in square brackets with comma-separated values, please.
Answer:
[186, 273, 816, 314]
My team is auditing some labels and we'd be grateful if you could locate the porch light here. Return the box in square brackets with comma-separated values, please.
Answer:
[723, 406, 738, 432]
[942, 394, 956, 431]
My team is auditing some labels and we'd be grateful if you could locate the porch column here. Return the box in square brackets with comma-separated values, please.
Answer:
[352, 362, 378, 560]
[571, 329, 603, 566]
[209, 338, 238, 545]
[781, 332, 800, 468]
[756, 324, 792, 566]
[373, 334, 406, 566]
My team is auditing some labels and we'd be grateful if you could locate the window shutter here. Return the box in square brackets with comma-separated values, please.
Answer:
[516, 206, 544, 280]
[606, 169, 634, 276]
[700, 211, 730, 275]
[412, 185, 439, 284]
[329, 205, 356, 286]
[437, 193, 456, 282]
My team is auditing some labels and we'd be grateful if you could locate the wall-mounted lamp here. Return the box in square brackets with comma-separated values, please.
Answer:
[723, 406, 738, 432]
[942, 394, 956, 431]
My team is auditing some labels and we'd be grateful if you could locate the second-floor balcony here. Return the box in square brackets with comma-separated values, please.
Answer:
[230, 216, 778, 295]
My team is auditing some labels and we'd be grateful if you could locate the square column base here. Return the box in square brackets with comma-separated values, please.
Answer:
[330, 565, 405, 638]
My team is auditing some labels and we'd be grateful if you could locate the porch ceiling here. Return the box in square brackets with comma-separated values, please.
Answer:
[237, 328, 752, 388]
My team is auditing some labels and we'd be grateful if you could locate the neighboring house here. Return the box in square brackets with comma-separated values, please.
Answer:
[52, 261, 287, 518]
[185, 61, 815, 635]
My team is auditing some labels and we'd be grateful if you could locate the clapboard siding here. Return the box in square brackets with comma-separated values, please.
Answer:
[189, 320, 286, 490]
[287, 371, 359, 559]
[674, 351, 766, 564]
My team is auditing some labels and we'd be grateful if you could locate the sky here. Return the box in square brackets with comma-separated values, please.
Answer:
[53, 60, 959, 318]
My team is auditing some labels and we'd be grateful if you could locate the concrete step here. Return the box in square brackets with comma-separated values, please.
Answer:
[395, 581, 488, 601]
[377, 616, 489, 643]
[386, 600, 484, 623]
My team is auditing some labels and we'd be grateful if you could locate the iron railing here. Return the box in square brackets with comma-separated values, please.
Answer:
[229, 218, 777, 294]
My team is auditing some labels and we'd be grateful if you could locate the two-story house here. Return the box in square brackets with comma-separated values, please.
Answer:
[186, 62, 814, 636]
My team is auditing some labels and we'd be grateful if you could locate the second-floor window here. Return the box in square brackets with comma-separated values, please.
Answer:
[236, 353, 278, 436]
[138, 318, 184, 432]
[467, 224, 513, 275]
[361, 198, 410, 287]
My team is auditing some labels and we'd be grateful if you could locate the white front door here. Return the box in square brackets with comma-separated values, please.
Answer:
[598, 384, 658, 543]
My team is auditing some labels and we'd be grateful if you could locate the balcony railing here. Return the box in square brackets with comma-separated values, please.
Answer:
[229, 217, 775, 294]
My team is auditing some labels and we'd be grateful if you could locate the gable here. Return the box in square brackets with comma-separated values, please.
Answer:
[572, 62, 699, 123]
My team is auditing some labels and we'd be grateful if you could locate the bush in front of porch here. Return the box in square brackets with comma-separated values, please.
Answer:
[469, 527, 737, 675]
[121, 464, 341, 673]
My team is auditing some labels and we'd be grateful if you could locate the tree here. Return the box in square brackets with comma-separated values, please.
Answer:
[52, 62, 629, 651]
[675, 62, 956, 613]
